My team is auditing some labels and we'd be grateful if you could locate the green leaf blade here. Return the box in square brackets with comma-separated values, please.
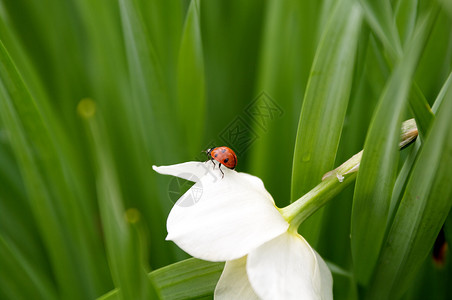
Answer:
[248, 0, 323, 206]
[118, 0, 177, 161]
[367, 72, 452, 299]
[98, 258, 224, 300]
[291, 0, 362, 198]
[291, 0, 362, 243]
[0, 40, 106, 299]
[358, 0, 402, 58]
[351, 16, 432, 285]
[360, 0, 437, 139]
[0, 236, 58, 300]
[85, 111, 158, 300]
[177, 0, 206, 154]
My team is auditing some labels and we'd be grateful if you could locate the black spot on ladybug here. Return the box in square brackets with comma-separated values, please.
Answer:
[224, 158, 229, 163]
[221, 149, 226, 153]
[215, 153, 218, 157]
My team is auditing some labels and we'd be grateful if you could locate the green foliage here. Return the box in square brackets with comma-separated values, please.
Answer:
[99, 258, 224, 300]
[351, 12, 433, 285]
[292, 0, 362, 247]
[368, 69, 452, 299]
[0, 0, 451, 299]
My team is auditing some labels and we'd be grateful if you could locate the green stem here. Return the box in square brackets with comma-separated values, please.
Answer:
[281, 118, 418, 229]
[281, 159, 358, 230]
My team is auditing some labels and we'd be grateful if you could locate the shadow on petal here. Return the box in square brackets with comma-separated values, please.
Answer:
[247, 232, 333, 300]
[214, 257, 260, 300]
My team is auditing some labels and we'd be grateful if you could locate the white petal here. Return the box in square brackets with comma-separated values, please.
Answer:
[247, 232, 333, 300]
[153, 161, 216, 182]
[165, 163, 289, 261]
[314, 250, 333, 300]
[214, 257, 260, 300]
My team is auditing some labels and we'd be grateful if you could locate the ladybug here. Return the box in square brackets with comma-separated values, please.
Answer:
[205, 146, 237, 177]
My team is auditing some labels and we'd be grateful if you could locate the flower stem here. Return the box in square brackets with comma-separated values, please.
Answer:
[281, 158, 359, 229]
[281, 118, 418, 229]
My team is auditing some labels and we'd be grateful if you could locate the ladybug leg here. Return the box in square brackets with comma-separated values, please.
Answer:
[219, 164, 224, 178]
[210, 158, 216, 168]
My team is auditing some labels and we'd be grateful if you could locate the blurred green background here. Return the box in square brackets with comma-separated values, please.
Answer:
[0, 0, 452, 299]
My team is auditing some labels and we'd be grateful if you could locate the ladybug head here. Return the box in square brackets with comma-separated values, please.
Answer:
[204, 148, 213, 156]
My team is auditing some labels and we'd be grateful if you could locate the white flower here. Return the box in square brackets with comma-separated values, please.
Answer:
[153, 161, 333, 300]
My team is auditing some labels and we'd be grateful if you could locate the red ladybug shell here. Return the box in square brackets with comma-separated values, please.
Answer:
[207, 146, 237, 169]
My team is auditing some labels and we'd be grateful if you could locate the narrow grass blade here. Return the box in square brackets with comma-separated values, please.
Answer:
[291, 0, 362, 244]
[291, 0, 362, 199]
[138, 0, 183, 89]
[98, 258, 224, 300]
[351, 16, 431, 285]
[177, 0, 206, 154]
[407, 84, 435, 138]
[360, 0, 437, 139]
[248, 0, 323, 205]
[316, 23, 374, 280]
[432, 72, 452, 113]
[367, 69, 452, 300]
[358, 0, 402, 58]
[0, 40, 106, 299]
[118, 0, 183, 266]
[82, 100, 158, 300]
[0, 236, 58, 300]
[151, 258, 223, 300]
[404, 5, 440, 139]
[118, 0, 176, 161]
[394, 0, 418, 46]
[389, 72, 452, 221]
[0, 147, 56, 299]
